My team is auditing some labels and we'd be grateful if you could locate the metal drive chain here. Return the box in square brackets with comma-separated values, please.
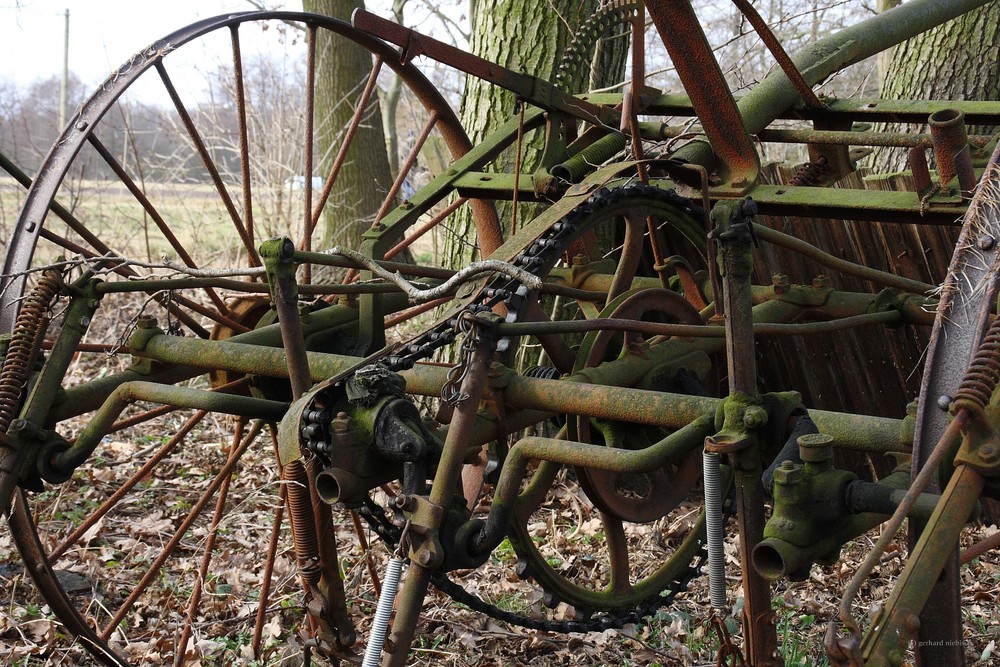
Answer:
[350, 182, 708, 633]
[359, 497, 706, 634]
[555, 1, 642, 92]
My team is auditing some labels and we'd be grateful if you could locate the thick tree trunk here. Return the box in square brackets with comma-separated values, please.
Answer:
[444, 0, 625, 266]
[303, 0, 394, 248]
[870, 2, 1000, 172]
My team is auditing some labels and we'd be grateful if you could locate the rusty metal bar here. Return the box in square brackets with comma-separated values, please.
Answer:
[48, 410, 208, 561]
[155, 62, 260, 268]
[100, 420, 264, 639]
[730, 0, 823, 110]
[710, 200, 779, 665]
[262, 238, 314, 400]
[382, 317, 497, 667]
[374, 111, 439, 225]
[230, 26, 256, 269]
[131, 328, 908, 456]
[85, 133, 232, 315]
[644, 1, 759, 185]
[737, 0, 993, 137]
[352, 9, 614, 129]
[750, 127, 993, 149]
[384, 197, 466, 261]
[302, 24, 318, 283]
[307, 56, 384, 242]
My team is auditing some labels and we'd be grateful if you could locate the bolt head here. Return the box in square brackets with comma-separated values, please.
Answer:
[979, 235, 995, 251]
[981, 444, 998, 462]
[771, 274, 790, 294]
[937, 394, 952, 411]
[742, 405, 768, 429]
[773, 462, 803, 485]
[418, 550, 433, 566]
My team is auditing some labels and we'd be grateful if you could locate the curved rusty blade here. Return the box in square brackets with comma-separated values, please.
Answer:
[910, 144, 1000, 666]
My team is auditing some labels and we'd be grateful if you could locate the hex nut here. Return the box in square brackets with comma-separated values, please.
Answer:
[743, 405, 768, 429]
[773, 461, 803, 485]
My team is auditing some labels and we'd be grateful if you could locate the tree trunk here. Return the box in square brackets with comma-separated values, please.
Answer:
[870, 2, 1000, 172]
[444, 0, 626, 266]
[303, 0, 394, 249]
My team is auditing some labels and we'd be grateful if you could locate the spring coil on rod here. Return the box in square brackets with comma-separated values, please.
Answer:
[0, 270, 62, 433]
[283, 458, 322, 586]
[954, 312, 1000, 409]
[788, 155, 829, 187]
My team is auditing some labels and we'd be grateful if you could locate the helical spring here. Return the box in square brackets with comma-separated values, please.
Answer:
[283, 458, 322, 586]
[0, 270, 62, 434]
[954, 312, 1000, 409]
[788, 155, 829, 187]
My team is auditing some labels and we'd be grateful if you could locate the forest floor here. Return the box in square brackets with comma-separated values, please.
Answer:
[3, 432, 999, 667]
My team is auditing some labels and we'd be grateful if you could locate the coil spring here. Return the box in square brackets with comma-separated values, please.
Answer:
[788, 155, 829, 186]
[284, 458, 321, 586]
[954, 314, 1000, 409]
[555, 0, 640, 92]
[0, 271, 62, 434]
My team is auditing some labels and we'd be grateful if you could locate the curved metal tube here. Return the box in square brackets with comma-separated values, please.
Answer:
[468, 414, 715, 557]
[52, 381, 287, 474]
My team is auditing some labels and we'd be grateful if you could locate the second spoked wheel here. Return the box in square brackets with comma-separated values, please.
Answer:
[505, 285, 717, 618]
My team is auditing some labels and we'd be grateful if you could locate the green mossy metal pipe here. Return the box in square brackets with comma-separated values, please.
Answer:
[53, 381, 288, 473]
[52, 292, 409, 421]
[471, 414, 715, 556]
[129, 324, 907, 455]
[672, 0, 993, 173]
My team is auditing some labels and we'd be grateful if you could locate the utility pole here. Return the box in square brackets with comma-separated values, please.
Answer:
[58, 8, 69, 130]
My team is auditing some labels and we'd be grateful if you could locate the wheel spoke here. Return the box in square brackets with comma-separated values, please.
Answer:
[100, 420, 264, 640]
[253, 424, 287, 659]
[384, 297, 450, 327]
[302, 24, 318, 284]
[373, 111, 439, 225]
[35, 229, 212, 337]
[85, 133, 232, 315]
[49, 410, 210, 562]
[230, 26, 256, 267]
[156, 62, 261, 268]
[175, 418, 247, 666]
[305, 56, 385, 242]
[384, 197, 466, 261]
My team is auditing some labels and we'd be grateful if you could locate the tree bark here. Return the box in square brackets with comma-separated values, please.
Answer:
[444, 0, 626, 265]
[303, 0, 394, 248]
[870, 2, 1000, 172]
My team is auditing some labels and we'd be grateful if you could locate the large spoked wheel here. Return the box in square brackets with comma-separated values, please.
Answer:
[505, 285, 715, 616]
[485, 188, 719, 619]
[0, 12, 490, 666]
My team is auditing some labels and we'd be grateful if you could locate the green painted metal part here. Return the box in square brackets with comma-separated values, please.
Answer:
[6, 1, 1000, 664]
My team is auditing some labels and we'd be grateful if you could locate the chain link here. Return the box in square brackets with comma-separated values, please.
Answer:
[348, 183, 708, 634]
[359, 498, 704, 634]
[441, 315, 481, 406]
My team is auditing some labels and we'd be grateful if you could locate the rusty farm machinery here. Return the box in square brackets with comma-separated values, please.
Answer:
[2, 1, 1000, 665]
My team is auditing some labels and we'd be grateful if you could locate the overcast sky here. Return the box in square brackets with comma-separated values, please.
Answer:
[1, 1, 289, 89]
